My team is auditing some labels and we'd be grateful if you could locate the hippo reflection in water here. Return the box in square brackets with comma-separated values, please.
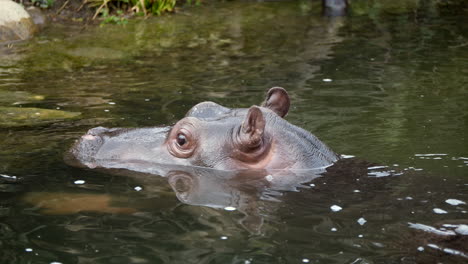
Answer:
[67, 87, 339, 172]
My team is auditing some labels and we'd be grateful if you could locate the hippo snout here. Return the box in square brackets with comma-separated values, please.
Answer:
[64, 127, 109, 168]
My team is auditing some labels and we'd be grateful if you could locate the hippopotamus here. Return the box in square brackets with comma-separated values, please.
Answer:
[67, 87, 339, 172]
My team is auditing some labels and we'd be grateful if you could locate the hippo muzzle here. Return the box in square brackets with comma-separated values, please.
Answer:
[65, 126, 175, 169]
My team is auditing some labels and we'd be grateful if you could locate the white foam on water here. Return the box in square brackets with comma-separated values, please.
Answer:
[331, 205, 342, 212]
[433, 208, 448, 214]
[445, 199, 465, 206]
[408, 223, 456, 236]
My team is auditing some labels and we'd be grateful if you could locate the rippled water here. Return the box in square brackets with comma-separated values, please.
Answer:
[0, 1, 467, 263]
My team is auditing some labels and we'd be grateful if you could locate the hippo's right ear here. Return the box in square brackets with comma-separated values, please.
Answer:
[261, 87, 290, 118]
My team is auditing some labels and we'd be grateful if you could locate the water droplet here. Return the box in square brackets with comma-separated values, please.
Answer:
[134, 186, 142, 191]
[331, 227, 337, 232]
[302, 259, 310, 263]
[220, 236, 228, 240]
[417, 246, 424, 252]
[25, 248, 33, 252]
[358, 234, 363, 238]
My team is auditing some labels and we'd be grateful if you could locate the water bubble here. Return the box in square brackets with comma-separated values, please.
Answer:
[358, 234, 363, 238]
[265, 175, 273, 181]
[302, 259, 310, 263]
[353, 190, 360, 193]
[322, 78, 332, 82]
[220, 236, 228, 240]
[134, 186, 142, 191]
[25, 248, 33, 252]
[74, 180, 85, 185]
[331, 228, 337, 232]
[417, 246, 424, 252]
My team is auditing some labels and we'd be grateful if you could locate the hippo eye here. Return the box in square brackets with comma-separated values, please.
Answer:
[176, 133, 187, 146]
[167, 122, 197, 159]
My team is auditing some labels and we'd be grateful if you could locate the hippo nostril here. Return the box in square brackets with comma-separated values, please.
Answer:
[86, 126, 109, 136]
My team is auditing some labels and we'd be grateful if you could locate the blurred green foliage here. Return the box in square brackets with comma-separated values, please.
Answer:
[87, 0, 199, 18]
[31, 0, 55, 9]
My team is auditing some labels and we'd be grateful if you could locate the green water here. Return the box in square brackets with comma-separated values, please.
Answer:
[0, 1, 467, 263]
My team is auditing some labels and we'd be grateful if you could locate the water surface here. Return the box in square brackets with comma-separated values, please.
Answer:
[0, 1, 467, 263]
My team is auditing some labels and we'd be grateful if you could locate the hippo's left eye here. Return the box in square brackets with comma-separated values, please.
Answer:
[176, 133, 187, 146]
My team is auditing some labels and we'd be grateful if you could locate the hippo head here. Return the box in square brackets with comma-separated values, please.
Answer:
[67, 87, 338, 171]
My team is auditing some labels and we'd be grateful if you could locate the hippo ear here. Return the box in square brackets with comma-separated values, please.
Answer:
[261, 87, 290, 118]
[239, 106, 265, 149]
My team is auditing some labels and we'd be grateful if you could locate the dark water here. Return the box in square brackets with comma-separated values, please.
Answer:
[1, 1, 467, 263]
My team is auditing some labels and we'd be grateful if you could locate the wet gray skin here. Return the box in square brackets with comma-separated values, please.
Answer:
[67, 87, 339, 172]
